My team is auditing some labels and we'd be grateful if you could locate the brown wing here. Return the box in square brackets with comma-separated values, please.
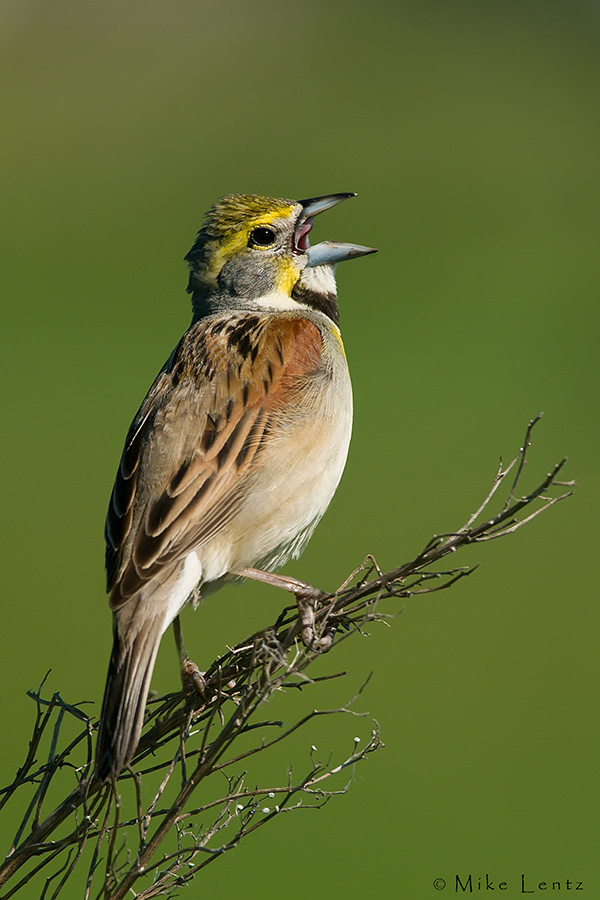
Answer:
[104, 313, 325, 609]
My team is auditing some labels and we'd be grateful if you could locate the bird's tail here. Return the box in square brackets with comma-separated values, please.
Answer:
[95, 612, 165, 781]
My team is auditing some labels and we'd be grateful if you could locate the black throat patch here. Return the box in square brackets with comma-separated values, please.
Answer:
[291, 281, 340, 327]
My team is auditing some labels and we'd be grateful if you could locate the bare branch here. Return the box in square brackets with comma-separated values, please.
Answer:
[0, 420, 572, 898]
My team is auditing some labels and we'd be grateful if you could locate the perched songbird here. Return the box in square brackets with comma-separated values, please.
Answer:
[96, 192, 377, 780]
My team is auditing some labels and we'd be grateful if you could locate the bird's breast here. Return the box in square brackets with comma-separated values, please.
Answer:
[222, 321, 353, 574]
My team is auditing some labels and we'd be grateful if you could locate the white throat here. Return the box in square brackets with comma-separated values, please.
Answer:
[252, 289, 310, 312]
[300, 264, 337, 294]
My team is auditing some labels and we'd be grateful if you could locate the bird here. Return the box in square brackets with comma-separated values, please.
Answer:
[95, 192, 377, 780]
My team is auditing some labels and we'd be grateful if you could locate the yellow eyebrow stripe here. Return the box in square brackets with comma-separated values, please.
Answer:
[205, 204, 298, 287]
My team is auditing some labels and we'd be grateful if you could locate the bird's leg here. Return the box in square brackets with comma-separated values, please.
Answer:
[173, 615, 205, 694]
[237, 566, 334, 652]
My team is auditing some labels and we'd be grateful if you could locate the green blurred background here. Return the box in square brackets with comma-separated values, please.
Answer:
[2, 0, 599, 895]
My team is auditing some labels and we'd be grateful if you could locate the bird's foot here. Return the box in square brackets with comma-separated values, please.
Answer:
[236, 566, 335, 652]
[294, 587, 335, 652]
[180, 655, 206, 695]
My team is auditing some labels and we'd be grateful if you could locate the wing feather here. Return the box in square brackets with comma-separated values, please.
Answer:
[105, 313, 325, 609]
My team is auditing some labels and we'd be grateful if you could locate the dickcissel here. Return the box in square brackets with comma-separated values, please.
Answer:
[96, 192, 376, 780]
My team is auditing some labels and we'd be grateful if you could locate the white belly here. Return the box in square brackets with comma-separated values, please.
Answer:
[163, 323, 353, 614]
[228, 351, 352, 574]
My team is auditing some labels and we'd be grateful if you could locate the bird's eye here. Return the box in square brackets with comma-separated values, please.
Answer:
[249, 226, 276, 247]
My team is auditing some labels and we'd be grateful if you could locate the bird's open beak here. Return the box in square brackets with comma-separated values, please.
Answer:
[295, 193, 378, 267]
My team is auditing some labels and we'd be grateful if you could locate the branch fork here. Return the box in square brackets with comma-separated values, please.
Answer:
[0, 417, 573, 898]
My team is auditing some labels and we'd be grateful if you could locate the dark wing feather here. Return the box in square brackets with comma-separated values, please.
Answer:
[105, 391, 165, 590]
[105, 314, 324, 609]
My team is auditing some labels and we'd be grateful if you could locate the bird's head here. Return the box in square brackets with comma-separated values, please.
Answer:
[185, 193, 376, 323]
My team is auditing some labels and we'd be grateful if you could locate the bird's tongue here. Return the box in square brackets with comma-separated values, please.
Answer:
[294, 218, 313, 252]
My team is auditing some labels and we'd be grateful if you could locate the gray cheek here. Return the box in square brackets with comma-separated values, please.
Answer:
[219, 254, 276, 299]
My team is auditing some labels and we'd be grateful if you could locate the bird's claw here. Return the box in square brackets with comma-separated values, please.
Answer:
[295, 590, 335, 652]
[180, 656, 206, 695]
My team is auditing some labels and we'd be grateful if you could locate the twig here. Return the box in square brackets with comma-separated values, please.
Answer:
[0, 419, 573, 898]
